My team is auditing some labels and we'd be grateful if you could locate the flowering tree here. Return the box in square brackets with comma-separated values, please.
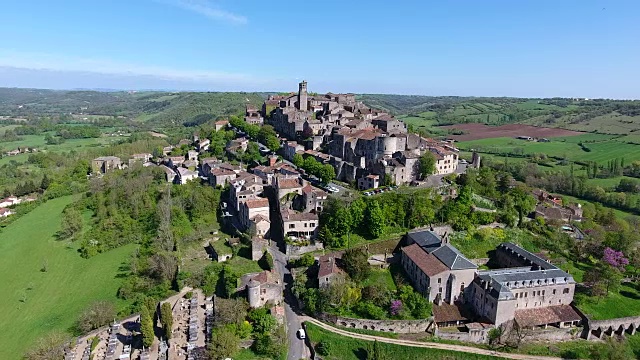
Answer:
[603, 247, 629, 270]
[389, 300, 403, 316]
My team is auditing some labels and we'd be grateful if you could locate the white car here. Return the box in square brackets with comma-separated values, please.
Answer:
[297, 328, 306, 339]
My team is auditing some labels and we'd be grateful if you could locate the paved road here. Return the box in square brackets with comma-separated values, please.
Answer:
[268, 244, 311, 360]
[303, 317, 561, 360]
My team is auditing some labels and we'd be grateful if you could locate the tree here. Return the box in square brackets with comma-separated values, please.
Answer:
[418, 151, 437, 179]
[248, 307, 277, 335]
[214, 298, 247, 327]
[366, 200, 385, 238]
[59, 207, 83, 240]
[590, 335, 634, 360]
[342, 248, 370, 282]
[160, 302, 173, 339]
[221, 265, 238, 298]
[292, 153, 304, 168]
[509, 186, 536, 227]
[140, 306, 155, 348]
[76, 300, 116, 333]
[366, 340, 388, 360]
[319, 164, 336, 184]
[208, 325, 239, 360]
[40, 174, 51, 190]
[487, 327, 503, 347]
[24, 330, 71, 360]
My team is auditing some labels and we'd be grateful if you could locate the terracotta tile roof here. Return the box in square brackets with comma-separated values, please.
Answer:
[281, 209, 318, 222]
[245, 198, 269, 209]
[251, 214, 270, 223]
[401, 244, 448, 277]
[212, 168, 236, 176]
[433, 303, 472, 323]
[514, 305, 582, 327]
[277, 178, 302, 189]
[318, 255, 343, 278]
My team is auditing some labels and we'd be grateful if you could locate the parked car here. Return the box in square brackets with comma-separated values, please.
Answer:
[297, 328, 306, 339]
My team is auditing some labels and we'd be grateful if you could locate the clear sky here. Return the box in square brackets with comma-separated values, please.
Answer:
[0, 0, 638, 98]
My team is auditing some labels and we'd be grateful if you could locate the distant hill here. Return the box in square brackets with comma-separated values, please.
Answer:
[358, 94, 640, 135]
[0, 88, 268, 128]
[2, 88, 640, 135]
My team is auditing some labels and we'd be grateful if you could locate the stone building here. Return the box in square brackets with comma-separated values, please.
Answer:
[176, 167, 198, 184]
[241, 271, 283, 308]
[281, 208, 319, 239]
[297, 184, 328, 213]
[273, 175, 305, 200]
[401, 240, 477, 305]
[468, 243, 579, 327]
[245, 105, 264, 125]
[318, 254, 345, 288]
[92, 156, 122, 174]
[358, 174, 380, 190]
[239, 198, 270, 233]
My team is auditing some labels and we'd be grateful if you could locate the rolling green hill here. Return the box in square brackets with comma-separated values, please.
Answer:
[0, 88, 268, 128]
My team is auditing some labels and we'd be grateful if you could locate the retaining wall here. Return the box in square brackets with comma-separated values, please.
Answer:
[317, 313, 434, 334]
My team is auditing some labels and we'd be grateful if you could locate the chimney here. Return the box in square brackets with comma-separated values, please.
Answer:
[268, 155, 277, 167]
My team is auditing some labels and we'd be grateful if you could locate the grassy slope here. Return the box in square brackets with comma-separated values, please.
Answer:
[0, 196, 134, 360]
[305, 322, 500, 360]
[456, 135, 640, 165]
[576, 283, 640, 320]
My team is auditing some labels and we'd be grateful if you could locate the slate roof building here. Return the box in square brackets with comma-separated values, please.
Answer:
[468, 243, 579, 327]
[401, 229, 477, 305]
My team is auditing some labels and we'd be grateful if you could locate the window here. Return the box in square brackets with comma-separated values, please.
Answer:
[289, 224, 295, 229]
[304, 223, 307, 228]
[438, 278, 442, 284]
[525, 292, 528, 298]
[542, 290, 545, 296]
[439, 287, 443, 293]
[310, 223, 315, 227]
[553, 289, 556, 295]
[563, 288, 570, 294]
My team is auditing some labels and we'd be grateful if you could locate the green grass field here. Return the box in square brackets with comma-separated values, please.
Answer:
[0, 196, 134, 360]
[304, 322, 500, 360]
[0, 135, 126, 165]
[362, 269, 397, 292]
[457, 134, 640, 165]
[575, 283, 640, 320]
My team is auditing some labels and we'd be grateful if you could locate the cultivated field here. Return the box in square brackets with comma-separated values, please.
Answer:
[442, 123, 583, 141]
[0, 197, 133, 360]
[456, 134, 640, 164]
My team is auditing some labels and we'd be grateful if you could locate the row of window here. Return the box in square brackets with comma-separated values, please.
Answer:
[288, 222, 316, 229]
[515, 288, 570, 298]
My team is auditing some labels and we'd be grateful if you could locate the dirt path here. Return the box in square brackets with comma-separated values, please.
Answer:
[302, 317, 561, 360]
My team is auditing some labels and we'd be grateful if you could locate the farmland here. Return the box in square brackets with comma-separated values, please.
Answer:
[0, 197, 134, 360]
[456, 134, 640, 165]
[442, 123, 583, 141]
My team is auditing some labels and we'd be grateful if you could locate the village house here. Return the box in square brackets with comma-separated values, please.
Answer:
[358, 174, 380, 190]
[245, 105, 264, 125]
[214, 120, 229, 132]
[92, 156, 122, 174]
[128, 153, 152, 167]
[159, 165, 177, 183]
[176, 167, 198, 184]
[226, 137, 249, 155]
[0, 196, 21, 208]
[273, 175, 305, 200]
[241, 270, 283, 308]
[210, 167, 237, 188]
[296, 184, 328, 213]
[318, 254, 345, 288]
[0, 207, 14, 217]
[197, 139, 211, 153]
[283, 141, 305, 161]
[280, 208, 319, 239]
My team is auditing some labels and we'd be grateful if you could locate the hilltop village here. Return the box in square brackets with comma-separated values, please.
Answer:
[56, 83, 637, 360]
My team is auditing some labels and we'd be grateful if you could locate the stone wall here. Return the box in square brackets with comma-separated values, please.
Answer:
[318, 313, 434, 334]
[286, 242, 324, 257]
[585, 315, 640, 339]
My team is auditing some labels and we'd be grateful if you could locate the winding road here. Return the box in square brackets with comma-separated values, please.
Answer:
[302, 316, 561, 360]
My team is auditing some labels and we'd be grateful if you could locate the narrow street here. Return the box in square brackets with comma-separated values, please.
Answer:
[268, 243, 312, 360]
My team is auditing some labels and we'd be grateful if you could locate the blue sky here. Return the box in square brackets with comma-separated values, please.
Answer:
[0, 0, 638, 98]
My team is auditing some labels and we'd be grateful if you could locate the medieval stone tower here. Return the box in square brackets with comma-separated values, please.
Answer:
[298, 80, 308, 111]
[247, 279, 261, 308]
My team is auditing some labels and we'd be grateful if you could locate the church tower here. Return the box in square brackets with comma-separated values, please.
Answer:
[298, 80, 308, 111]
